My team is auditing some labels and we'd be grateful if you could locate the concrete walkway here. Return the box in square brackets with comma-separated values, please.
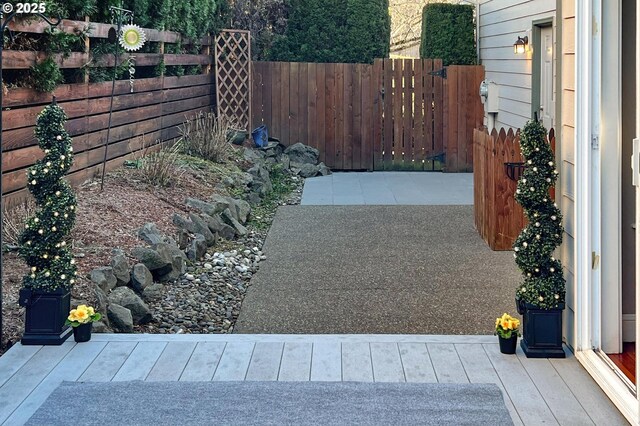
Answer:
[236, 205, 520, 334]
[301, 172, 473, 205]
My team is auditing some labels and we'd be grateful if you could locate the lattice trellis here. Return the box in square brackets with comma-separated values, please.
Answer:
[215, 29, 251, 131]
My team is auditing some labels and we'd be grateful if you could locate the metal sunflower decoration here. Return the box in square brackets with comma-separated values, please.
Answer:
[119, 25, 146, 92]
[119, 24, 146, 51]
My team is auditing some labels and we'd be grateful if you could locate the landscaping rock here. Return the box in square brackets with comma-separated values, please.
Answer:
[318, 162, 331, 176]
[202, 214, 236, 240]
[108, 303, 133, 332]
[108, 287, 152, 325]
[262, 141, 285, 158]
[137, 223, 165, 245]
[90, 267, 117, 293]
[177, 229, 190, 249]
[189, 213, 216, 246]
[91, 320, 110, 333]
[187, 234, 207, 261]
[284, 143, 319, 165]
[173, 213, 216, 246]
[246, 192, 262, 206]
[209, 194, 232, 214]
[132, 247, 172, 277]
[296, 162, 320, 178]
[93, 284, 109, 316]
[244, 147, 266, 164]
[131, 263, 153, 292]
[111, 254, 130, 287]
[186, 198, 227, 216]
[142, 283, 164, 301]
[280, 154, 291, 170]
[154, 242, 187, 282]
[221, 208, 248, 237]
[233, 199, 251, 224]
[248, 163, 273, 196]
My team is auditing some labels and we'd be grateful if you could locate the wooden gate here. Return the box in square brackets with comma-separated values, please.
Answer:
[250, 60, 484, 171]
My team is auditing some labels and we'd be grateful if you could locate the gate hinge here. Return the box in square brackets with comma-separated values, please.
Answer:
[428, 67, 447, 79]
[591, 134, 599, 150]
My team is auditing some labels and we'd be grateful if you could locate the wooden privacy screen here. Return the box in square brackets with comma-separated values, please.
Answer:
[251, 59, 484, 172]
[251, 61, 377, 170]
[215, 30, 251, 131]
[473, 127, 556, 251]
[1, 19, 215, 205]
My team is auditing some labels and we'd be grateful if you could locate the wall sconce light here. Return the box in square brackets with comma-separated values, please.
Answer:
[513, 36, 528, 54]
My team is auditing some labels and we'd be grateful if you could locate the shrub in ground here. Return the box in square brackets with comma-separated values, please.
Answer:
[420, 3, 476, 65]
[139, 141, 183, 187]
[178, 112, 235, 163]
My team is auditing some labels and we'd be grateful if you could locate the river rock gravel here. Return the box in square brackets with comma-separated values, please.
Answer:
[138, 176, 304, 335]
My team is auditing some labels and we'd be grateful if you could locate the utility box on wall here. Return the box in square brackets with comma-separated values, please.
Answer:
[479, 80, 499, 113]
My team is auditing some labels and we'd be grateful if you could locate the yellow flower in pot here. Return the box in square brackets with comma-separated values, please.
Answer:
[65, 305, 101, 343]
[495, 313, 520, 354]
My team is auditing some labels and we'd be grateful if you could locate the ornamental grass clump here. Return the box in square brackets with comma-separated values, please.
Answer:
[18, 100, 77, 292]
[513, 120, 565, 309]
[495, 313, 520, 339]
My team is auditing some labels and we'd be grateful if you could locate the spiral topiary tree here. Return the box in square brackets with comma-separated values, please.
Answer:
[18, 100, 77, 293]
[513, 120, 564, 309]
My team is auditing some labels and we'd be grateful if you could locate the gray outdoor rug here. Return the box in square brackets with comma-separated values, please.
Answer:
[27, 381, 513, 425]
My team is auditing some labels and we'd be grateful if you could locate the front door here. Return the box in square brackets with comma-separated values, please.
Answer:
[539, 26, 554, 129]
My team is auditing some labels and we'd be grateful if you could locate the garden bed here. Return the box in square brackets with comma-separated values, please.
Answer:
[1, 148, 305, 351]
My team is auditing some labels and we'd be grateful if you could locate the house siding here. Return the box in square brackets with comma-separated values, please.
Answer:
[559, 0, 576, 349]
[478, 0, 556, 130]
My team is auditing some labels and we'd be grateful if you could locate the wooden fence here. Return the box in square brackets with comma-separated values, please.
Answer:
[251, 59, 484, 172]
[1, 19, 215, 205]
[473, 127, 556, 251]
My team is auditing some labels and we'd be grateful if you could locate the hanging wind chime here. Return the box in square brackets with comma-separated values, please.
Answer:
[100, 7, 146, 190]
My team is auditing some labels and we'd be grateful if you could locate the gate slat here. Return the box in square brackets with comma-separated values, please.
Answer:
[316, 64, 326, 164]
[306, 63, 318, 157]
[343, 64, 354, 170]
[289, 62, 300, 145]
[361, 63, 373, 171]
[372, 59, 383, 171]
[299, 63, 309, 146]
[433, 59, 444, 171]
[251, 62, 262, 130]
[335, 63, 345, 170]
[262, 62, 272, 135]
[403, 59, 413, 169]
[383, 59, 393, 169]
[269, 62, 280, 141]
[325, 63, 337, 169]
[446, 66, 459, 172]
[392, 60, 403, 168]
[424, 59, 434, 171]
[354, 64, 363, 170]
[413, 59, 424, 171]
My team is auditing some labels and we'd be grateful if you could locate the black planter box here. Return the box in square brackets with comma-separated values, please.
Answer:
[517, 300, 566, 358]
[20, 288, 72, 345]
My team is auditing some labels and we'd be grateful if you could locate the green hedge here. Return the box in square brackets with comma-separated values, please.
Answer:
[420, 3, 476, 66]
[42, 0, 227, 40]
[269, 0, 390, 63]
